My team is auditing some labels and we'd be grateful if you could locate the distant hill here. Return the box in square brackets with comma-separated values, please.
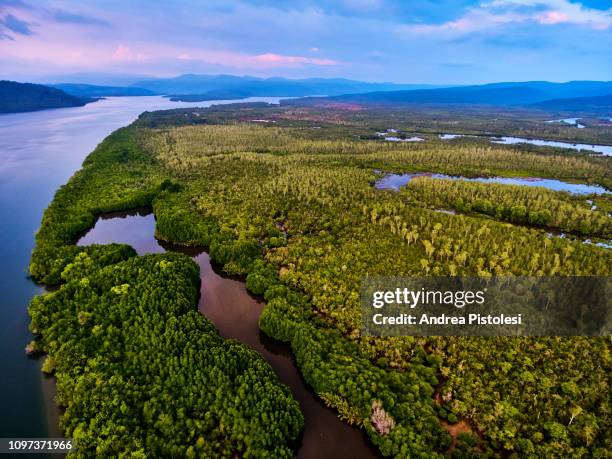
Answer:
[530, 93, 612, 114]
[131, 74, 445, 96]
[0, 80, 94, 114]
[310, 81, 612, 106]
[51, 83, 157, 97]
[167, 89, 253, 102]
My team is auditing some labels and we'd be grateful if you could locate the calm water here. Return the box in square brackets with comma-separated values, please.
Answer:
[438, 132, 612, 155]
[0, 96, 289, 446]
[375, 172, 610, 195]
[490, 136, 612, 156]
[439, 133, 466, 140]
[78, 211, 379, 459]
[376, 130, 423, 142]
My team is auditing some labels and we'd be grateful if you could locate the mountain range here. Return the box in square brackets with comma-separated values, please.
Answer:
[3, 76, 612, 115]
[128, 74, 443, 97]
[317, 81, 612, 107]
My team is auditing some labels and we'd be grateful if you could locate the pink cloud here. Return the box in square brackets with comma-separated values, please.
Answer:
[112, 44, 132, 60]
[112, 44, 146, 61]
[537, 11, 569, 25]
[248, 53, 338, 66]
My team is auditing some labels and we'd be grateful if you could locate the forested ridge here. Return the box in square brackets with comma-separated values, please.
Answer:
[0, 80, 93, 113]
[29, 104, 611, 458]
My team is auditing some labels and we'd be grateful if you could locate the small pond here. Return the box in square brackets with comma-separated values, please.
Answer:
[376, 130, 424, 142]
[383, 136, 424, 142]
[546, 118, 585, 128]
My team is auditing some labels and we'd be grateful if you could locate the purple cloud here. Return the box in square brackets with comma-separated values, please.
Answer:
[1, 13, 34, 35]
[52, 10, 109, 26]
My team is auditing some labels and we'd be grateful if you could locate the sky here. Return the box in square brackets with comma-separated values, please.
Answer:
[0, 0, 610, 84]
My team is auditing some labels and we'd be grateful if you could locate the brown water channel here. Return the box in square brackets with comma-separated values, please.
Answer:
[77, 209, 379, 459]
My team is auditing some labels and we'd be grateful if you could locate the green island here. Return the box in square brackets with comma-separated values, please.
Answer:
[28, 102, 611, 458]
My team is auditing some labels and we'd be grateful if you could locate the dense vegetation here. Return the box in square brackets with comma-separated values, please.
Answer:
[30, 104, 611, 458]
[403, 177, 612, 238]
[30, 253, 302, 457]
[0, 80, 93, 113]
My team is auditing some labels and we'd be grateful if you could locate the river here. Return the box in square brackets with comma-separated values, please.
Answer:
[0, 96, 296, 451]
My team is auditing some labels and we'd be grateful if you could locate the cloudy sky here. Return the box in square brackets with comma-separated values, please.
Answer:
[0, 0, 610, 84]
